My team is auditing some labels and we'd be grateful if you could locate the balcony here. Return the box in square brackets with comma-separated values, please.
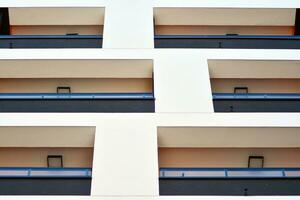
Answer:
[0, 93, 154, 112]
[0, 59, 154, 112]
[159, 168, 300, 195]
[209, 60, 300, 112]
[0, 7, 104, 48]
[158, 126, 300, 195]
[0, 168, 91, 195]
[0, 126, 95, 195]
[154, 8, 300, 49]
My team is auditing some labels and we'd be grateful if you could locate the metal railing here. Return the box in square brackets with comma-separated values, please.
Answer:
[154, 35, 300, 49]
[155, 35, 300, 40]
[0, 93, 154, 100]
[0, 35, 103, 48]
[0, 167, 92, 178]
[213, 93, 300, 100]
[160, 168, 300, 178]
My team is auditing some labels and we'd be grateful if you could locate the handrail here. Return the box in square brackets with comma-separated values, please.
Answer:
[160, 168, 300, 179]
[0, 35, 103, 39]
[0, 93, 154, 100]
[0, 167, 92, 178]
[154, 35, 300, 40]
[213, 93, 300, 100]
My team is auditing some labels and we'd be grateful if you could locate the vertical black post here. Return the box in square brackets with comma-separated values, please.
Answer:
[0, 8, 10, 35]
[294, 9, 300, 35]
[153, 17, 156, 36]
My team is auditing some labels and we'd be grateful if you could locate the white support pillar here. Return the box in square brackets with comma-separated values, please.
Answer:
[91, 116, 159, 196]
[154, 51, 214, 113]
[103, 0, 154, 49]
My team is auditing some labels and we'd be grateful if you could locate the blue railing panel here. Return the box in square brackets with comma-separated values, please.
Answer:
[0, 35, 103, 40]
[160, 168, 300, 179]
[155, 35, 300, 40]
[0, 93, 154, 100]
[0, 35, 103, 39]
[0, 167, 92, 178]
[213, 93, 300, 100]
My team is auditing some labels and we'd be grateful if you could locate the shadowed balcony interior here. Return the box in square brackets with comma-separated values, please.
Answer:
[0, 59, 155, 112]
[0, 126, 95, 195]
[208, 60, 300, 112]
[0, 7, 104, 48]
[154, 8, 300, 48]
[158, 127, 300, 196]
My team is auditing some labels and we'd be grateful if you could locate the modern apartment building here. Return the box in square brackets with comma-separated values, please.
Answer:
[0, 0, 300, 199]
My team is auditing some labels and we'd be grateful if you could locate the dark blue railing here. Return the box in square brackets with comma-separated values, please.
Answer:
[213, 93, 300, 100]
[0, 35, 103, 48]
[160, 168, 300, 179]
[0, 167, 92, 178]
[0, 93, 154, 100]
[154, 35, 300, 49]
[0, 35, 103, 39]
[155, 35, 300, 40]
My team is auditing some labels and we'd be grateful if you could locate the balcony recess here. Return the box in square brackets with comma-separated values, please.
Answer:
[0, 7, 104, 48]
[0, 59, 155, 112]
[154, 8, 300, 49]
[209, 60, 300, 112]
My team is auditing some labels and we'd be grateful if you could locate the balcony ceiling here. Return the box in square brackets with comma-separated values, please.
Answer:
[0, 59, 153, 78]
[9, 7, 105, 25]
[0, 126, 95, 147]
[208, 60, 300, 79]
[158, 127, 300, 148]
[154, 8, 296, 26]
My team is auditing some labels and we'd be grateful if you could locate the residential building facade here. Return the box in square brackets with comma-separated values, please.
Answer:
[0, 0, 300, 199]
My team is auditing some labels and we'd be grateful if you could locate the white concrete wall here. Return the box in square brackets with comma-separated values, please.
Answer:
[154, 51, 213, 113]
[103, 0, 154, 49]
[91, 116, 158, 196]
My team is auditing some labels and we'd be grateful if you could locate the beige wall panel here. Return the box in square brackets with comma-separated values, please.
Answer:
[155, 25, 294, 36]
[154, 8, 296, 26]
[158, 127, 300, 148]
[103, 0, 154, 48]
[0, 78, 152, 93]
[208, 60, 300, 79]
[0, 147, 93, 167]
[211, 78, 300, 93]
[154, 53, 213, 113]
[0, 127, 95, 147]
[92, 117, 159, 196]
[9, 8, 105, 25]
[11, 25, 103, 35]
[159, 148, 300, 168]
[0, 60, 153, 78]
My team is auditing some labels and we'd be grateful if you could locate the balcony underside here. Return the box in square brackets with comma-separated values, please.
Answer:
[154, 35, 300, 49]
[160, 178, 300, 195]
[0, 35, 103, 48]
